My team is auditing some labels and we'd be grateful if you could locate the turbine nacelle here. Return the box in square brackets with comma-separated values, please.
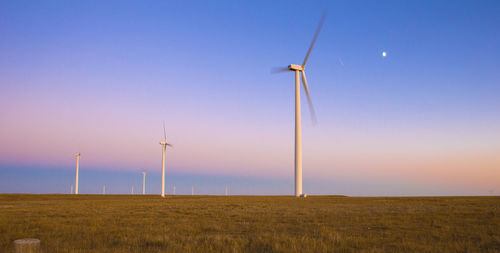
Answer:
[160, 141, 172, 147]
[288, 64, 303, 71]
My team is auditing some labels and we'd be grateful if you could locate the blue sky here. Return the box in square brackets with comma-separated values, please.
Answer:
[1, 1, 499, 195]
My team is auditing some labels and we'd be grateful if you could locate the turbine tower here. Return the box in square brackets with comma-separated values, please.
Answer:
[142, 171, 146, 195]
[160, 122, 172, 197]
[75, 153, 81, 195]
[274, 12, 326, 197]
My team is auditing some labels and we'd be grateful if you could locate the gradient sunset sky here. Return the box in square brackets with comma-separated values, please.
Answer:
[1, 1, 499, 195]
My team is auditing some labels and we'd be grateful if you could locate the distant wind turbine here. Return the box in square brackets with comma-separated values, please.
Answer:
[102, 185, 106, 195]
[70, 185, 73, 194]
[191, 185, 194, 196]
[142, 171, 146, 195]
[173, 185, 176, 195]
[131, 186, 134, 195]
[273, 11, 326, 197]
[75, 153, 81, 195]
[160, 122, 172, 197]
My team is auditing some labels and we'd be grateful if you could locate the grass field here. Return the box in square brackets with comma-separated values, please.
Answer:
[0, 195, 499, 252]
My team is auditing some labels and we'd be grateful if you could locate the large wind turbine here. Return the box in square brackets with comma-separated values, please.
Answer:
[75, 153, 81, 195]
[274, 12, 326, 197]
[160, 123, 172, 197]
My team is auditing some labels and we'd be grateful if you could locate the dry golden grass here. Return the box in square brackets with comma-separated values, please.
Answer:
[0, 194, 499, 252]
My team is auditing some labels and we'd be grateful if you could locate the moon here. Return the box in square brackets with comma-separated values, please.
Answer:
[382, 51, 387, 57]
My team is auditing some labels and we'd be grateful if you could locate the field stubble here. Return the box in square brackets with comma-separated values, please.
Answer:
[0, 195, 499, 252]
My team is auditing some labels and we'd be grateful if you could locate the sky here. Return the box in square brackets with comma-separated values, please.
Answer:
[1, 0, 499, 196]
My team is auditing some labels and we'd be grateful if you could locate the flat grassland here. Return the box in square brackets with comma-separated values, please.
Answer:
[0, 195, 499, 252]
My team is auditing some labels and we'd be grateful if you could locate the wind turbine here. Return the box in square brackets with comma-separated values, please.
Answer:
[160, 122, 172, 197]
[75, 153, 81, 195]
[273, 12, 326, 197]
[142, 171, 146, 195]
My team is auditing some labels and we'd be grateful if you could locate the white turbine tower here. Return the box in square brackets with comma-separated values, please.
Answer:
[142, 171, 146, 195]
[273, 12, 326, 197]
[75, 153, 81, 195]
[102, 185, 106, 195]
[160, 123, 172, 197]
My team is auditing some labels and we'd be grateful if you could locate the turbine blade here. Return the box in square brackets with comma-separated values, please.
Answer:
[270, 67, 289, 74]
[302, 10, 327, 68]
[301, 71, 317, 125]
[166, 143, 173, 147]
[163, 121, 166, 141]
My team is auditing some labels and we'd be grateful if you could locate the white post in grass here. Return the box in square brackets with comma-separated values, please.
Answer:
[14, 238, 40, 253]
